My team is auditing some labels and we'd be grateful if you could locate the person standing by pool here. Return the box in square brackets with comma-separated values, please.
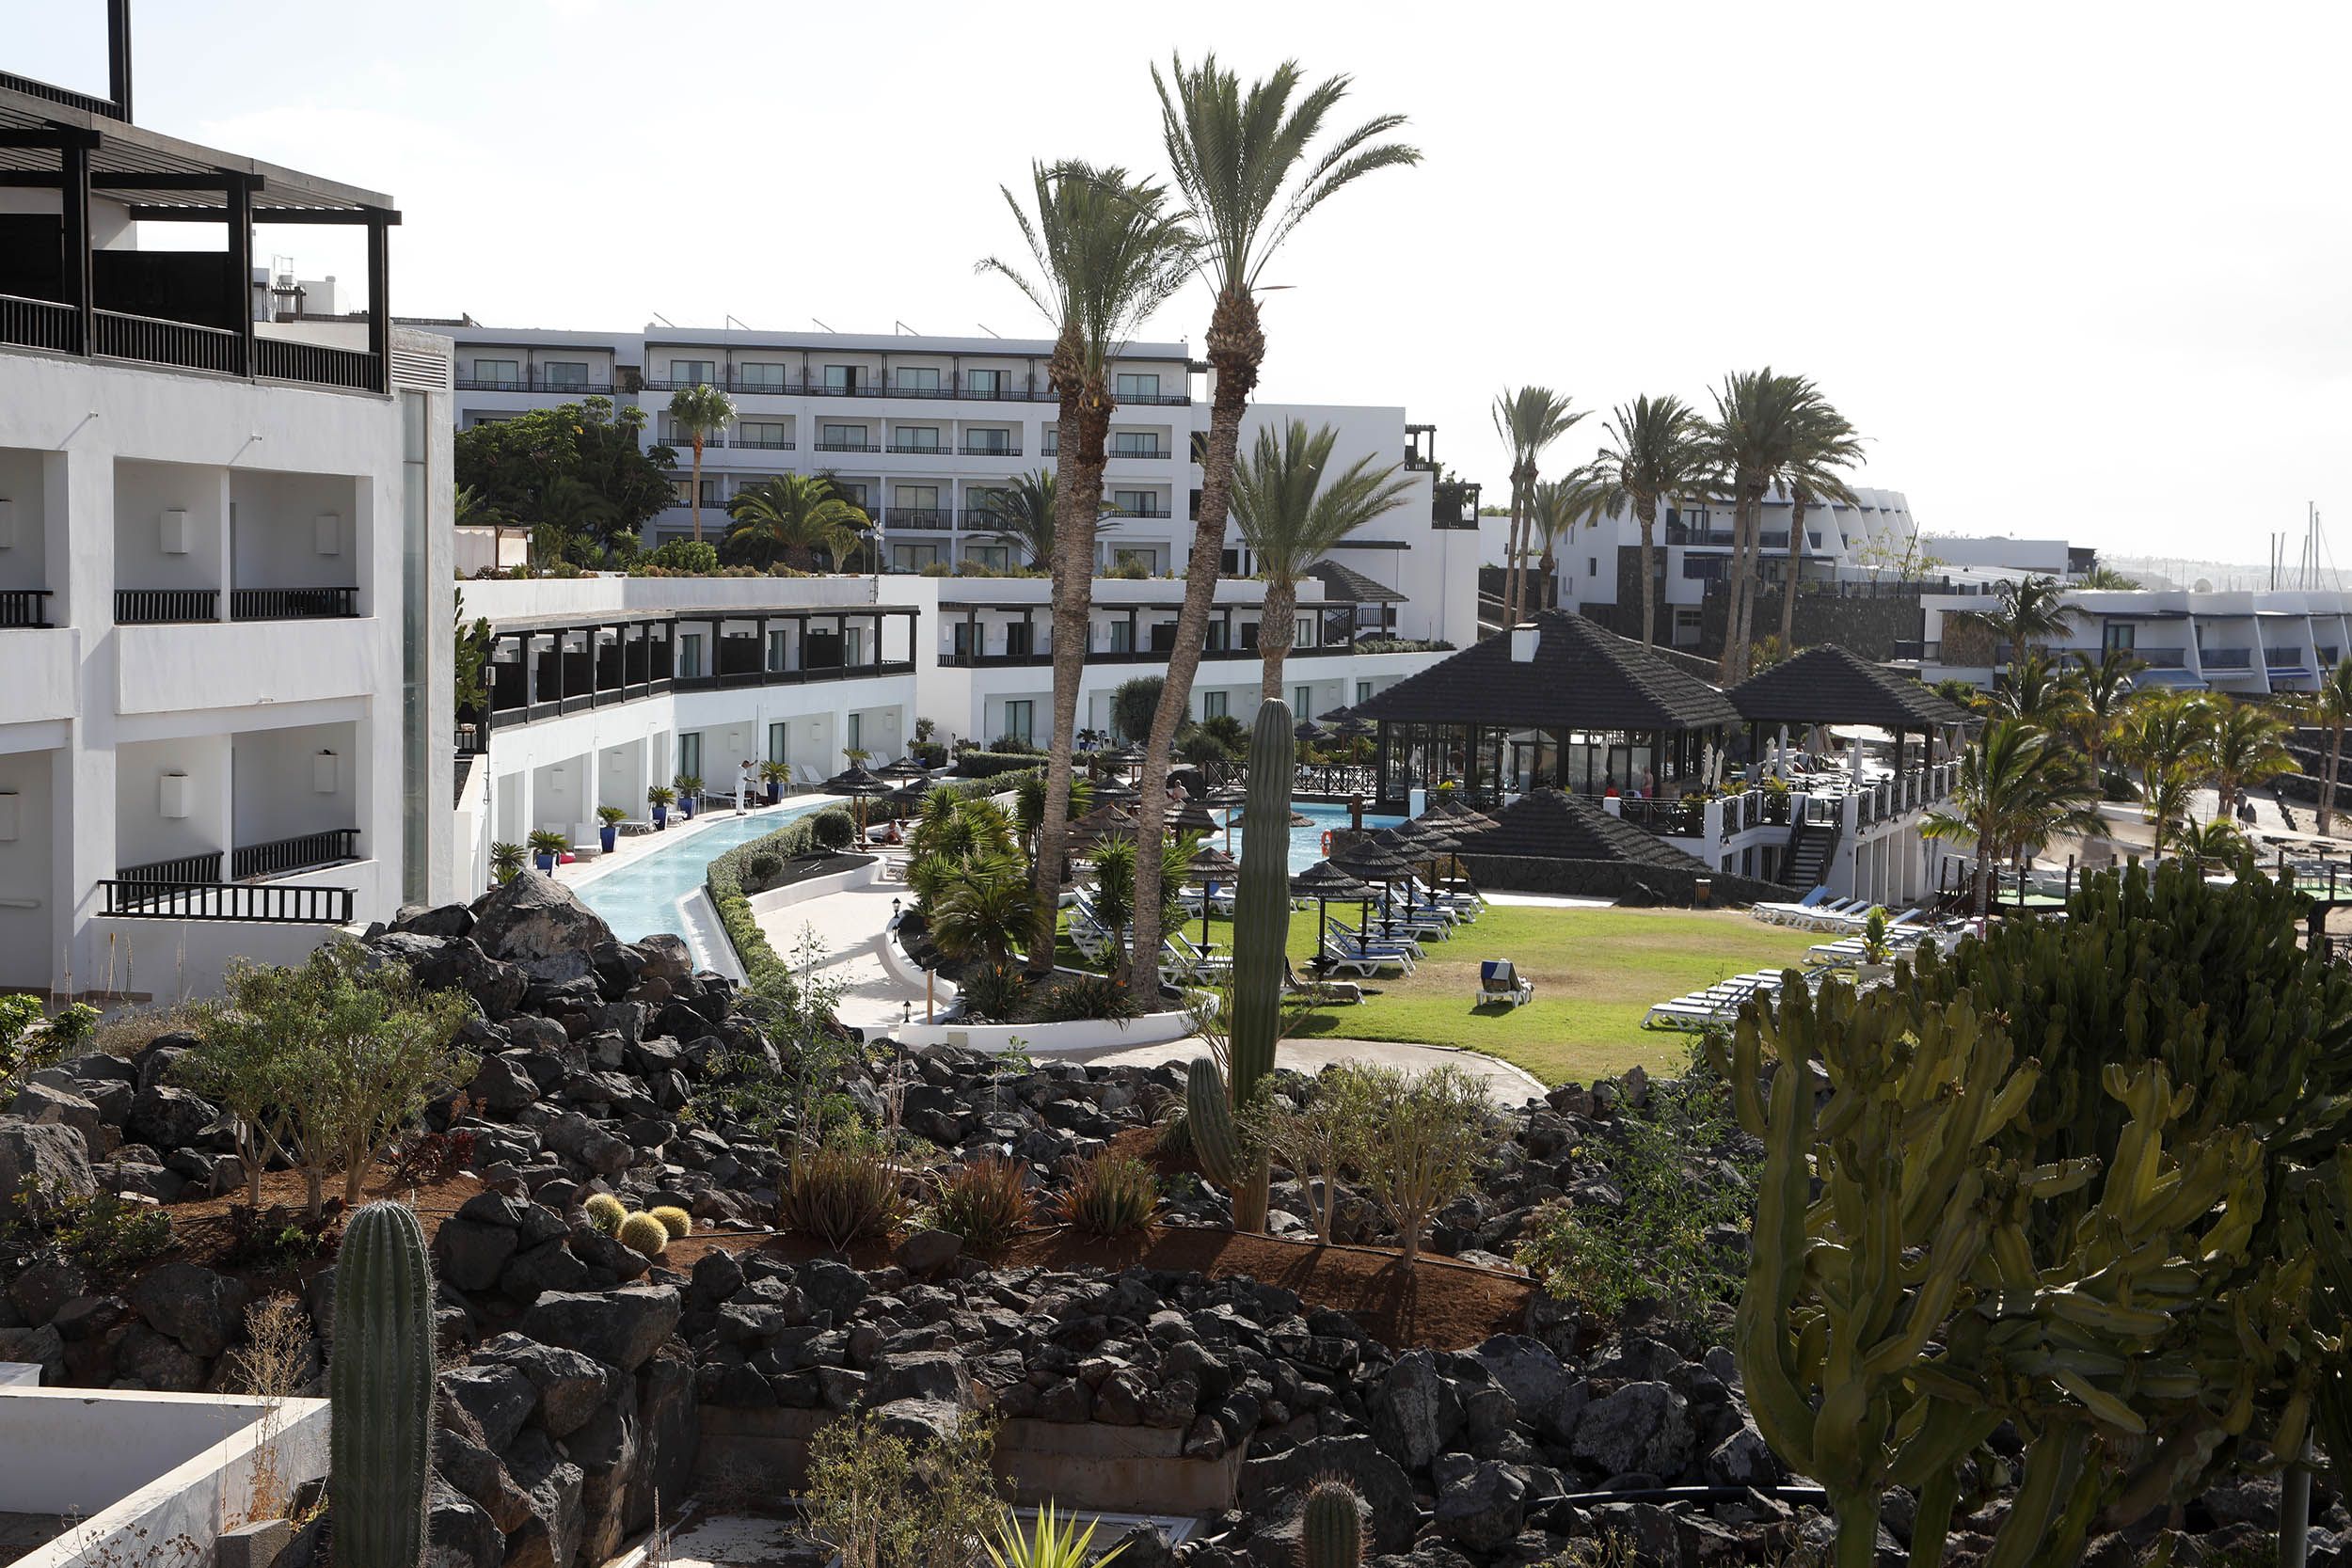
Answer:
[737, 759, 755, 814]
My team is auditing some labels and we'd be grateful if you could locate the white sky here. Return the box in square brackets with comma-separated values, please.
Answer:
[12, 0, 2352, 565]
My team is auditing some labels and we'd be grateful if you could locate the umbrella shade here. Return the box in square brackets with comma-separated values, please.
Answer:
[821, 764, 893, 798]
[1088, 777, 1138, 803]
[1330, 715, 1375, 741]
[1170, 800, 1220, 835]
[1205, 783, 1248, 805]
[1187, 845, 1240, 879]
[1069, 804, 1136, 847]
[886, 781, 932, 808]
[877, 756, 930, 779]
[1294, 721, 1324, 743]
[1109, 744, 1149, 765]
[1333, 841, 1415, 882]
[1292, 859, 1375, 899]
[1422, 796, 1500, 832]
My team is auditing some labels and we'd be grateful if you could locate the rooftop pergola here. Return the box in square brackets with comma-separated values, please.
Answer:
[1351, 612, 1744, 809]
[1725, 643, 1976, 779]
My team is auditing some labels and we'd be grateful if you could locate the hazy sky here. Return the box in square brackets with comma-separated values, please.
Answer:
[15, 1, 2352, 566]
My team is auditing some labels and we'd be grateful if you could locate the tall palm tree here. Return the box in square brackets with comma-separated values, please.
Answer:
[534, 476, 619, 564]
[1774, 397, 1865, 650]
[2312, 656, 2352, 836]
[1491, 388, 1587, 630]
[1127, 53, 1419, 994]
[1979, 575, 2076, 669]
[1231, 420, 1411, 705]
[1922, 718, 2103, 917]
[2140, 763, 2199, 855]
[980, 159, 1194, 976]
[1595, 394, 1711, 648]
[665, 383, 736, 543]
[723, 475, 867, 570]
[1529, 464, 1613, 594]
[2062, 648, 2148, 792]
[929, 851, 1040, 970]
[1986, 652, 2080, 726]
[2206, 698, 2294, 822]
[973, 470, 1126, 569]
[1705, 369, 1811, 681]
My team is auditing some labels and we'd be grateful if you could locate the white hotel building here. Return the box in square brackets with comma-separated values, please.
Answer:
[0, 65, 456, 1004]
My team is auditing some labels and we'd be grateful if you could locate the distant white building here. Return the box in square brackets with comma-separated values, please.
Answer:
[1922, 534, 2098, 583]
[1912, 585, 2352, 693]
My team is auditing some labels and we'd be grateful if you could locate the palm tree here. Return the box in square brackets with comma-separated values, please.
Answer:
[1231, 420, 1411, 705]
[665, 383, 736, 543]
[1530, 464, 1613, 592]
[723, 475, 867, 570]
[1987, 652, 2080, 726]
[1595, 394, 1711, 648]
[980, 159, 1194, 976]
[1774, 397, 1865, 650]
[1922, 718, 2103, 916]
[2207, 698, 2294, 822]
[1979, 575, 2075, 670]
[532, 477, 619, 566]
[2062, 648, 2148, 792]
[1491, 388, 1588, 630]
[971, 470, 1057, 569]
[929, 851, 1040, 970]
[2312, 656, 2352, 836]
[1705, 369, 1811, 681]
[2140, 763, 2199, 855]
[1128, 53, 1419, 994]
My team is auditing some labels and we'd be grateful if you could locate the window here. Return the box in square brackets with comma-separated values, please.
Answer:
[1112, 432, 1159, 457]
[472, 357, 519, 388]
[1109, 620, 1133, 654]
[895, 366, 942, 394]
[893, 426, 941, 451]
[769, 722, 787, 764]
[1189, 431, 1209, 464]
[846, 626, 868, 665]
[894, 485, 940, 515]
[1112, 489, 1158, 516]
[1673, 608, 1703, 648]
[966, 368, 1004, 397]
[768, 629, 790, 671]
[1003, 618, 1032, 656]
[1588, 558, 1598, 577]
[677, 635, 704, 678]
[848, 713, 863, 752]
[1205, 621, 1228, 653]
[820, 423, 870, 451]
[670, 359, 715, 387]
[1202, 690, 1228, 721]
[678, 733, 702, 781]
[1295, 615, 1314, 649]
[1116, 372, 1161, 400]
[966, 486, 1011, 518]
[823, 364, 862, 393]
[834, 483, 869, 507]
[1041, 425, 1059, 456]
[965, 428, 1011, 453]
[541, 361, 588, 388]
[737, 360, 787, 390]
[2104, 622, 2137, 654]
[739, 420, 789, 450]
[1681, 555, 1726, 580]
[949, 620, 972, 657]
[966, 546, 1009, 572]
[1220, 548, 1242, 577]
[671, 479, 694, 507]
[1356, 680, 1374, 705]
[1241, 620, 1260, 649]
[1113, 548, 1156, 574]
[892, 544, 942, 571]
[1002, 701, 1035, 746]
[1293, 686, 1314, 721]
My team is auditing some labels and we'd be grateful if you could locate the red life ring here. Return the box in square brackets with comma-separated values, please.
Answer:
[1320, 830, 1333, 854]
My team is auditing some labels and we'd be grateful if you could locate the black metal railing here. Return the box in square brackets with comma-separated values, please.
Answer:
[2201, 647, 2253, 670]
[730, 436, 796, 450]
[887, 440, 948, 454]
[119, 850, 224, 884]
[231, 828, 361, 880]
[117, 589, 219, 624]
[1109, 446, 1172, 461]
[453, 373, 619, 393]
[93, 309, 241, 374]
[1114, 505, 1174, 518]
[0, 292, 80, 354]
[254, 337, 379, 390]
[815, 439, 880, 453]
[230, 586, 360, 620]
[101, 878, 355, 924]
[960, 442, 1021, 457]
[0, 590, 54, 628]
[888, 508, 951, 530]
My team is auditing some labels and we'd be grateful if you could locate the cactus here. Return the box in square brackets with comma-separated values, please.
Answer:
[1297, 1478, 1366, 1568]
[582, 1192, 627, 1235]
[1185, 1056, 1242, 1187]
[329, 1200, 435, 1568]
[617, 1211, 671, 1259]
[649, 1204, 692, 1240]
[1225, 697, 1295, 1230]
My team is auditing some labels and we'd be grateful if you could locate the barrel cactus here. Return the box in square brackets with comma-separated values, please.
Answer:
[329, 1200, 435, 1568]
[617, 1211, 671, 1259]
[1298, 1477, 1366, 1568]
[648, 1204, 692, 1240]
[1225, 697, 1295, 1228]
[582, 1192, 626, 1235]
[1185, 1056, 1242, 1188]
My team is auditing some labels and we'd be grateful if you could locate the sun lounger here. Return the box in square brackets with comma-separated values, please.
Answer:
[1476, 959, 1534, 1007]
[1321, 939, 1411, 978]
[1752, 887, 1833, 924]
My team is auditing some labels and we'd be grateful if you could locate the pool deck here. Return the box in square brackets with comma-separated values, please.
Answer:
[558, 793, 834, 970]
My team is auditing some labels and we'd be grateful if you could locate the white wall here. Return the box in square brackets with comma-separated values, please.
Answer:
[0, 444, 48, 595]
[231, 721, 359, 847]
[115, 735, 231, 870]
[230, 467, 365, 595]
[115, 458, 227, 597]
[0, 748, 56, 988]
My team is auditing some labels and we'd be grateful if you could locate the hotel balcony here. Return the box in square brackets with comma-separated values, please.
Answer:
[454, 372, 624, 394]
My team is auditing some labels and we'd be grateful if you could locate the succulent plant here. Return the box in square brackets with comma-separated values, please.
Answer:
[1297, 1478, 1366, 1568]
[617, 1211, 671, 1259]
[1184, 1056, 1242, 1188]
[1224, 698, 1295, 1230]
[329, 1201, 435, 1568]
[648, 1204, 692, 1240]
[582, 1192, 627, 1235]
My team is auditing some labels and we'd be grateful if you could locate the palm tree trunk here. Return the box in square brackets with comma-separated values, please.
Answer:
[1260, 576, 1296, 707]
[1636, 498, 1660, 647]
[1029, 358, 1104, 977]
[2325, 721, 2344, 837]
[1718, 490, 1756, 681]
[1128, 290, 1263, 992]
[689, 436, 707, 543]
[1778, 492, 1809, 650]
[1499, 480, 1521, 629]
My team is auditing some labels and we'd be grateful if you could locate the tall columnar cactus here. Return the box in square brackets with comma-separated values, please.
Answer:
[330, 1200, 435, 1568]
[1297, 1477, 1366, 1568]
[1185, 1055, 1243, 1187]
[1226, 697, 1295, 1230]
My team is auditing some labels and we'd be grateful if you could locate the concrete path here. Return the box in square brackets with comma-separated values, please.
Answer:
[1483, 891, 1616, 910]
[1058, 1034, 1548, 1108]
[754, 878, 926, 1035]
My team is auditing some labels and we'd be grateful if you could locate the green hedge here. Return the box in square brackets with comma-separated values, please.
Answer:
[704, 770, 1043, 990]
[954, 751, 1046, 779]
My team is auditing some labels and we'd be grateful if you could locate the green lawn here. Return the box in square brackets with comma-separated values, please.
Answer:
[1062, 901, 1823, 1089]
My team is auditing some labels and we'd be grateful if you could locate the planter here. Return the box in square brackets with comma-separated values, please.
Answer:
[534, 851, 557, 873]
[680, 797, 697, 820]
[1854, 961, 1893, 984]
[767, 783, 782, 804]
[600, 826, 618, 853]
[653, 806, 668, 830]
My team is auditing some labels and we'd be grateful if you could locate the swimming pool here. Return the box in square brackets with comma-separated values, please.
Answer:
[573, 805, 822, 943]
[1217, 799, 1402, 874]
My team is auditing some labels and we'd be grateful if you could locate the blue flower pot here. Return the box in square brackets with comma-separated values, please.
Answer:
[599, 826, 617, 853]
[534, 852, 557, 872]
[767, 783, 782, 805]
[680, 797, 696, 820]
[652, 806, 668, 830]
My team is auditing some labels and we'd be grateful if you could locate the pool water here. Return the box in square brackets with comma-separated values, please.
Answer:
[574, 805, 821, 942]
[1216, 800, 1403, 874]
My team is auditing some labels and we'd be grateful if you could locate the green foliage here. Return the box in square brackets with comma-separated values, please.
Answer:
[1225, 699, 1296, 1229]
[781, 1126, 910, 1251]
[646, 784, 676, 809]
[1025, 973, 1140, 1024]
[596, 804, 628, 829]
[723, 473, 867, 570]
[699, 929, 856, 1145]
[957, 750, 1057, 780]
[987, 1498, 1127, 1568]
[453, 594, 493, 721]
[617, 1211, 671, 1258]
[649, 1205, 692, 1239]
[489, 841, 526, 885]
[582, 1193, 627, 1235]
[330, 1201, 435, 1568]
[930, 1156, 1033, 1257]
[1111, 676, 1165, 742]
[1859, 905, 1891, 965]
[1349, 1065, 1491, 1265]
[8, 1177, 175, 1278]
[811, 812, 857, 851]
[0, 993, 61, 1094]
[1258, 1063, 1387, 1246]
[1059, 1150, 1158, 1237]
[644, 539, 720, 574]
[800, 1407, 1004, 1568]
[1184, 1057, 1244, 1188]
[453, 396, 675, 545]
[744, 852, 786, 893]
[1298, 1479, 1367, 1568]
[959, 961, 1032, 1024]
[527, 829, 569, 860]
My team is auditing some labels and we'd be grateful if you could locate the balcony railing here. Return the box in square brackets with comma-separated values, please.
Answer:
[887, 440, 948, 455]
[1108, 446, 1172, 461]
[0, 293, 80, 354]
[0, 589, 54, 628]
[729, 435, 796, 450]
[117, 589, 219, 625]
[455, 374, 622, 393]
[231, 828, 361, 880]
[888, 508, 952, 530]
[230, 586, 359, 620]
[2200, 647, 2253, 670]
[101, 877, 355, 924]
[815, 438, 880, 453]
[119, 850, 225, 884]
[255, 338, 379, 390]
[960, 442, 1021, 457]
[1114, 505, 1174, 519]
[93, 309, 242, 375]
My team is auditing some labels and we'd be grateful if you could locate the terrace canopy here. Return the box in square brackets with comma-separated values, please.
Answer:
[1352, 612, 1742, 810]
[1724, 643, 1975, 775]
[1455, 787, 1714, 874]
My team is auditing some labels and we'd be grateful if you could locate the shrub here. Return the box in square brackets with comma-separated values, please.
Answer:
[986, 734, 1041, 756]
[1263, 1064, 1387, 1245]
[649, 1204, 693, 1240]
[930, 1156, 1032, 1256]
[617, 1211, 671, 1258]
[955, 751, 1051, 780]
[10, 1177, 174, 1279]
[1111, 677, 1165, 743]
[780, 1129, 909, 1251]
[389, 1128, 475, 1187]
[645, 539, 720, 574]
[1106, 562, 1149, 580]
[745, 852, 785, 893]
[582, 1193, 627, 1235]
[0, 993, 59, 1095]
[1059, 1151, 1157, 1237]
[960, 961, 1030, 1023]
[1025, 974, 1141, 1025]
[799, 1407, 1003, 1568]
[811, 812, 857, 851]
[1350, 1064, 1490, 1264]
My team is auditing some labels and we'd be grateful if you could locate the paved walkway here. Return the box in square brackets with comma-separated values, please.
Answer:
[1058, 1034, 1548, 1108]
[753, 877, 927, 1035]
